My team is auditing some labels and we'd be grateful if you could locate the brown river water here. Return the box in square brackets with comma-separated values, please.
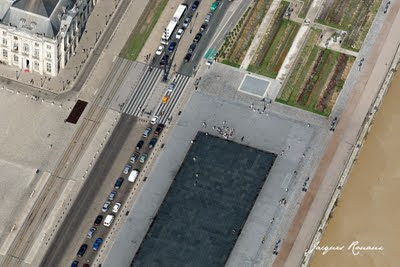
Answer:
[310, 70, 400, 267]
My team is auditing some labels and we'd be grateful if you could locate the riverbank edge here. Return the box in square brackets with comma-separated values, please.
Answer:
[301, 42, 400, 266]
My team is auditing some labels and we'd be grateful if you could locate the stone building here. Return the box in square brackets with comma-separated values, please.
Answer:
[0, 0, 96, 76]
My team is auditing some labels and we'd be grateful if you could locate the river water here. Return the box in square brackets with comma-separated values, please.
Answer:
[310, 70, 400, 267]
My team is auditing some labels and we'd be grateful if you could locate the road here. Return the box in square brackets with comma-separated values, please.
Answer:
[0, 48, 133, 267]
[39, 114, 138, 267]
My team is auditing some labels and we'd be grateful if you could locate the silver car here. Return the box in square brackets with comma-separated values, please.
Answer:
[86, 227, 97, 238]
[123, 164, 132, 174]
[108, 191, 117, 201]
[102, 201, 111, 212]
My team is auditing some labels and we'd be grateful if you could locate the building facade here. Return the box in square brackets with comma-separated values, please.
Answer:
[0, 0, 96, 76]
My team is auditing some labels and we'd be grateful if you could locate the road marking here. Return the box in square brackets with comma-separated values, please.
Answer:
[209, 4, 236, 48]
[112, 56, 116, 62]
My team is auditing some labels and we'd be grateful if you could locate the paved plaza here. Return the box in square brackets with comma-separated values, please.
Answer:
[132, 132, 276, 266]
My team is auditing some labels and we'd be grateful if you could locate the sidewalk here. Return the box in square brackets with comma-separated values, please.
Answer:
[0, 0, 124, 94]
[272, 1, 400, 266]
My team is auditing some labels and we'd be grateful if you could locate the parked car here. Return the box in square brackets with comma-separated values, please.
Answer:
[101, 201, 111, 212]
[210, 1, 219, 11]
[168, 82, 176, 92]
[176, 28, 184, 39]
[155, 45, 163, 56]
[129, 153, 139, 164]
[139, 153, 148, 163]
[71, 261, 79, 267]
[94, 215, 103, 225]
[143, 127, 152, 138]
[194, 33, 202, 43]
[168, 42, 177, 53]
[154, 124, 164, 136]
[93, 237, 103, 251]
[191, 0, 200, 10]
[77, 244, 88, 257]
[108, 190, 117, 201]
[136, 140, 144, 150]
[123, 164, 132, 174]
[184, 53, 192, 63]
[204, 12, 213, 22]
[149, 138, 157, 149]
[104, 214, 115, 227]
[200, 23, 208, 32]
[112, 202, 121, 213]
[188, 43, 196, 54]
[86, 227, 97, 238]
[183, 16, 191, 28]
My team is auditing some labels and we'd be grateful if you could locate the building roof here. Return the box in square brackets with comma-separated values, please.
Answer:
[0, 0, 77, 38]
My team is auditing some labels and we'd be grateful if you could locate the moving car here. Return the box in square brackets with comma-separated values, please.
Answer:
[101, 201, 111, 212]
[184, 53, 192, 62]
[143, 127, 152, 138]
[204, 12, 212, 22]
[188, 43, 196, 53]
[176, 28, 184, 39]
[194, 33, 202, 43]
[128, 169, 140, 183]
[159, 54, 169, 67]
[86, 227, 97, 238]
[123, 164, 132, 174]
[162, 95, 170, 104]
[151, 116, 159, 125]
[191, 0, 200, 11]
[94, 215, 103, 225]
[149, 138, 157, 149]
[108, 190, 117, 201]
[104, 214, 115, 227]
[154, 124, 164, 136]
[168, 82, 176, 92]
[136, 140, 144, 150]
[93, 237, 103, 251]
[155, 45, 163, 56]
[168, 42, 177, 53]
[183, 16, 191, 28]
[77, 244, 88, 257]
[112, 202, 121, 213]
[200, 23, 208, 32]
[139, 153, 148, 163]
[114, 177, 124, 189]
[210, 1, 219, 11]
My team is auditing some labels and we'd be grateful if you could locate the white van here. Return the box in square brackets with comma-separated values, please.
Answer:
[104, 214, 115, 227]
[128, 169, 140, 183]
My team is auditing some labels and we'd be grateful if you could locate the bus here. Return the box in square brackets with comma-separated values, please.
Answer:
[161, 4, 187, 45]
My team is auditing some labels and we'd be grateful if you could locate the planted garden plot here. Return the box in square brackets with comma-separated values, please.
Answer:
[277, 28, 355, 116]
[316, 0, 382, 51]
[218, 0, 273, 67]
[247, 2, 299, 78]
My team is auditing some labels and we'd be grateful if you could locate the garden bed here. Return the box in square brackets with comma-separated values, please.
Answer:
[247, 5, 300, 79]
[316, 0, 382, 51]
[277, 28, 355, 116]
[218, 0, 273, 67]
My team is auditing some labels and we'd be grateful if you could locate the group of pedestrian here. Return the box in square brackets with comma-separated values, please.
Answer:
[273, 239, 281, 255]
[211, 120, 235, 139]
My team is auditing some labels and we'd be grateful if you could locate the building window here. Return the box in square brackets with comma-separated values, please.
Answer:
[13, 54, 18, 63]
[13, 36, 18, 40]
[34, 48, 39, 58]
[2, 31, 6, 36]
[23, 43, 29, 53]
[34, 61, 39, 71]
[2, 49, 7, 58]
[13, 42, 18, 51]
[35, 42, 39, 47]
[46, 44, 52, 50]
[2, 38, 7, 46]
[46, 51, 52, 59]
[46, 62, 52, 73]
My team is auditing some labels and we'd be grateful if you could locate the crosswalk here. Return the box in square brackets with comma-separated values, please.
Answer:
[122, 66, 163, 116]
[155, 74, 190, 124]
[122, 65, 190, 124]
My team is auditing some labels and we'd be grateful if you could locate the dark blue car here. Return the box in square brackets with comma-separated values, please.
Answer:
[71, 261, 79, 267]
[168, 42, 177, 53]
[93, 237, 103, 251]
[114, 177, 124, 189]
[191, 0, 200, 11]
